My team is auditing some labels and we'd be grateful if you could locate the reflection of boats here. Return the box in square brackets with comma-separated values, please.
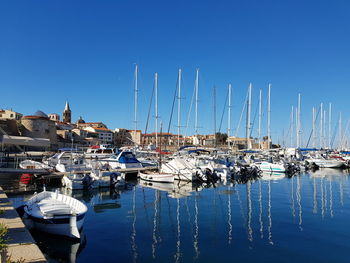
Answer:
[93, 202, 121, 213]
[90, 170, 114, 188]
[23, 189, 87, 239]
[310, 168, 346, 178]
[139, 180, 175, 192]
[260, 172, 285, 180]
[139, 180, 202, 198]
[31, 229, 86, 263]
[139, 171, 174, 183]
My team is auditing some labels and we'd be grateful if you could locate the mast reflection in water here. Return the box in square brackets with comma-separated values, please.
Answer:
[8, 171, 350, 263]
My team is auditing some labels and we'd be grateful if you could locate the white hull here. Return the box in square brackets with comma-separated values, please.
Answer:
[257, 162, 286, 173]
[139, 172, 174, 183]
[309, 159, 344, 168]
[29, 217, 85, 238]
[161, 158, 200, 182]
[24, 190, 87, 239]
[56, 163, 90, 173]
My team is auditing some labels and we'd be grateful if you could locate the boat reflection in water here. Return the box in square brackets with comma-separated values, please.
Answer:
[139, 179, 204, 199]
[30, 229, 86, 263]
[61, 185, 126, 213]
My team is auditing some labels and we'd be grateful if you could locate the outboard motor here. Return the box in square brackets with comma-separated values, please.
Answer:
[111, 172, 126, 188]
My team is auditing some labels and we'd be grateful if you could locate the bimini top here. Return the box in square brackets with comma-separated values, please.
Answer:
[299, 148, 318, 152]
[178, 145, 196, 151]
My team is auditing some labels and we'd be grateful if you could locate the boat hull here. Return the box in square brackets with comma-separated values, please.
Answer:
[26, 214, 85, 239]
[258, 162, 286, 173]
[139, 172, 174, 183]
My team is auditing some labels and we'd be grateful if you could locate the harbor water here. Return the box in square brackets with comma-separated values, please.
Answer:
[4, 169, 350, 263]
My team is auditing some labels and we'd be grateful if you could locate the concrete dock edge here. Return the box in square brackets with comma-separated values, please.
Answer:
[0, 187, 46, 263]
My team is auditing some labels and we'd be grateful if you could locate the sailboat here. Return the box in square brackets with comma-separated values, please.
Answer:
[139, 75, 175, 184]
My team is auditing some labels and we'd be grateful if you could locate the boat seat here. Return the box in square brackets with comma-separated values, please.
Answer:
[37, 199, 74, 215]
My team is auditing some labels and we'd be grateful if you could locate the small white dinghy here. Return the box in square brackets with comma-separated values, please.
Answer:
[24, 189, 88, 239]
[139, 171, 174, 183]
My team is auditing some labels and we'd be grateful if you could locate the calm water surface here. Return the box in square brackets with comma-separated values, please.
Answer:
[6, 169, 350, 263]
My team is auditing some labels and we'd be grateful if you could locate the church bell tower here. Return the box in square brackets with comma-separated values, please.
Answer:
[63, 101, 71, 123]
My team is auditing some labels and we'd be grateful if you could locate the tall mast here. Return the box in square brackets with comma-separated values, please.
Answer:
[228, 84, 232, 148]
[195, 69, 199, 137]
[312, 107, 316, 148]
[291, 106, 294, 147]
[258, 89, 262, 149]
[246, 83, 252, 149]
[295, 107, 298, 147]
[134, 64, 138, 133]
[339, 112, 342, 149]
[328, 103, 332, 149]
[155, 73, 159, 149]
[213, 86, 217, 147]
[323, 109, 326, 149]
[267, 84, 271, 149]
[320, 103, 323, 148]
[177, 69, 182, 147]
[297, 94, 301, 148]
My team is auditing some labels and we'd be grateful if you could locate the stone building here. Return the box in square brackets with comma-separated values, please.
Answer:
[48, 113, 60, 122]
[83, 127, 113, 144]
[21, 110, 58, 149]
[142, 132, 178, 147]
[0, 109, 22, 120]
[127, 130, 142, 145]
[76, 122, 107, 129]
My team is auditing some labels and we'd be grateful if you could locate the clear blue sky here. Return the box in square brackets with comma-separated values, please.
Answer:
[1, 0, 350, 146]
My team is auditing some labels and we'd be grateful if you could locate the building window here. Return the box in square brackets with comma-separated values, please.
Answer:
[10, 114, 13, 117]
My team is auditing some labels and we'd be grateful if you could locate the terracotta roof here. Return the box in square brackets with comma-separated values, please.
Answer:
[80, 122, 103, 124]
[143, 132, 175, 136]
[94, 127, 112, 132]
